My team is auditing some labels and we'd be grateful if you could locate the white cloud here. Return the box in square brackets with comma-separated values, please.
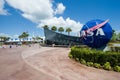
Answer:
[6, 0, 54, 23]
[39, 17, 83, 32]
[3, 0, 83, 33]
[12, 34, 19, 38]
[0, 33, 11, 37]
[55, 3, 66, 14]
[0, 0, 8, 15]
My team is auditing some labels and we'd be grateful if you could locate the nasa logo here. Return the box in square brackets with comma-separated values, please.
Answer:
[80, 19, 112, 48]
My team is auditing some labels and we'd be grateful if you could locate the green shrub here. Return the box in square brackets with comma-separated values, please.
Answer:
[80, 59, 86, 65]
[94, 63, 101, 68]
[70, 47, 120, 67]
[68, 53, 73, 58]
[69, 47, 120, 72]
[76, 58, 79, 61]
[103, 62, 112, 70]
[86, 62, 93, 67]
[110, 46, 120, 52]
[114, 66, 120, 72]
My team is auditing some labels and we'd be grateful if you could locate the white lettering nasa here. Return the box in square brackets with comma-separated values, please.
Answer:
[81, 28, 105, 37]
[80, 31, 86, 37]
[96, 28, 105, 36]
[86, 30, 94, 36]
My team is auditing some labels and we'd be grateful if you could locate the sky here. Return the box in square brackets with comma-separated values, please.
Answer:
[0, 0, 120, 38]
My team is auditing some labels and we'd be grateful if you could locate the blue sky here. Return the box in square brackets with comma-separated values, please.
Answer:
[0, 0, 120, 37]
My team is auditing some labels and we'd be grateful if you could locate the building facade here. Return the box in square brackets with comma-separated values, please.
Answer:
[44, 29, 83, 45]
[5, 37, 43, 45]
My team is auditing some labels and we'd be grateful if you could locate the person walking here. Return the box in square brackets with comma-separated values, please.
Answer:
[9, 45, 12, 48]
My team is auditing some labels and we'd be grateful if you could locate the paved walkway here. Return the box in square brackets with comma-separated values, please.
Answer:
[0, 45, 56, 80]
[0, 45, 120, 80]
[23, 47, 120, 80]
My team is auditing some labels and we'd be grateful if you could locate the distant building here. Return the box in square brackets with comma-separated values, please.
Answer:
[5, 37, 43, 44]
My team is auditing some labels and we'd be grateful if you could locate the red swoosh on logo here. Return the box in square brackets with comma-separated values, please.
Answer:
[85, 19, 109, 33]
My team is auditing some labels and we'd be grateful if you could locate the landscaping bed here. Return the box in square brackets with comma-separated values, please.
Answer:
[69, 46, 120, 72]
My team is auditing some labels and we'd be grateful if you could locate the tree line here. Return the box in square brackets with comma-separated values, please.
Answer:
[0, 32, 42, 44]
[43, 25, 72, 35]
[111, 30, 120, 42]
[18, 32, 42, 42]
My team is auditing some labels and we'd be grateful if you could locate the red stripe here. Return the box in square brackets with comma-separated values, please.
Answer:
[86, 19, 109, 33]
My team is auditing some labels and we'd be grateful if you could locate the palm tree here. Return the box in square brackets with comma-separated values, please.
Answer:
[19, 32, 29, 41]
[118, 33, 120, 39]
[66, 28, 72, 35]
[112, 29, 115, 35]
[43, 25, 49, 29]
[22, 32, 29, 40]
[32, 37, 35, 40]
[18, 35, 22, 42]
[32, 36, 42, 42]
[0, 36, 10, 42]
[0, 36, 10, 45]
[36, 36, 42, 40]
[58, 27, 64, 33]
[51, 26, 57, 31]
[0, 36, 10, 41]
[111, 32, 117, 42]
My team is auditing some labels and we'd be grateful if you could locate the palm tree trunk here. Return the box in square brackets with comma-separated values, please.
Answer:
[68, 32, 70, 35]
